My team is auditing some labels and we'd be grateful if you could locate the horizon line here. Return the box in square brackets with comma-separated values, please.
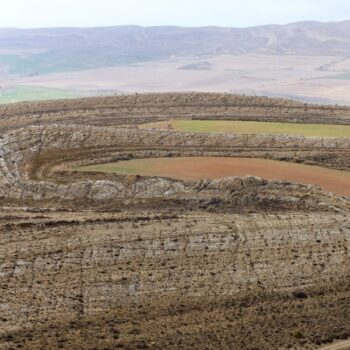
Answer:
[0, 19, 349, 31]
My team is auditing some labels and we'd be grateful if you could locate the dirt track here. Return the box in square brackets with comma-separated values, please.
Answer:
[319, 340, 350, 350]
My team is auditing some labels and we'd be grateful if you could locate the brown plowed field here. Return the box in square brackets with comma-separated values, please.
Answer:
[78, 157, 350, 196]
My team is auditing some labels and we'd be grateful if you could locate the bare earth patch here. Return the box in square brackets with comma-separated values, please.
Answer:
[77, 157, 350, 196]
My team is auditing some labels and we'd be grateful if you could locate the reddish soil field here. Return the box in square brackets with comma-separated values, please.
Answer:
[80, 157, 350, 196]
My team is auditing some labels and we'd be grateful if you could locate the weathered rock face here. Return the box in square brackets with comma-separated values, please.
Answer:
[0, 93, 349, 350]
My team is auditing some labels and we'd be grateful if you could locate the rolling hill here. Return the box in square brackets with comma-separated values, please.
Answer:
[1, 21, 350, 104]
[1, 21, 350, 76]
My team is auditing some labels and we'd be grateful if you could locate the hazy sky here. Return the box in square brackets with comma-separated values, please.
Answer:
[0, 0, 349, 28]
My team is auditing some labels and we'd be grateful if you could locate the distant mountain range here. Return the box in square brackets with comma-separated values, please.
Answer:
[1, 21, 350, 76]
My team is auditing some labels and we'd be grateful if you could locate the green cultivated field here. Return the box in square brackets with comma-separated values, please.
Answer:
[143, 120, 350, 138]
[0, 86, 78, 104]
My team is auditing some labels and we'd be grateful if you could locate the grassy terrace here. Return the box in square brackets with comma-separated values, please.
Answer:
[141, 120, 350, 138]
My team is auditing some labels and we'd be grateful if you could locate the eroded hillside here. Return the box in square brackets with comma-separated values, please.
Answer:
[0, 93, 349, 350]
